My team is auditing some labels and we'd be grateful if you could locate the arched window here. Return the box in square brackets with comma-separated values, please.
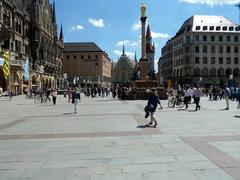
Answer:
[202, 67, 208, 76]
[210, 67, 216, 77]
[194, 68, 201, 76]
[177, 69, 179, 77]
[218, 68, 224, 77]
[173, 70, 176, 77]
[225, 68, 232, 77]
[233, 68, 240, 77]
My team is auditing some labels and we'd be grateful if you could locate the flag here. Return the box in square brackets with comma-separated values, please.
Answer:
[3, 51, 10, 80]
[23, 58, 29, 81]
[0, 57, 4, 66]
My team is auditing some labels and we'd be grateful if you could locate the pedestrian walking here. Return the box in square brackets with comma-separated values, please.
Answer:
[52, 89, 57, 105]
[192, 84, 203, 111]
[184, 86, 192, 109]
[224, 85, 231, 110]
[145, 88, 161, 127]
[72, 87, 81, 113]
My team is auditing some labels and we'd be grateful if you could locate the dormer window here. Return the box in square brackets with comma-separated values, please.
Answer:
[216, 26, 221, 31]
[203, 26, 208, 30]
[222, 26, 227, 31]
[196, 26, 200, 30]
[229, 26, 234, 31]
[236, 26, 240, 31]
[209, 26, 214, 31]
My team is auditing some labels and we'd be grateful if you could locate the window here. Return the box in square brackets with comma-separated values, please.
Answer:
[229, 27, 234, 31]
[88, 55, 91, 59]
[219, 46, 223, 53]
[234, 46, 239, 53]
[216, 26, 221, 31]
[211, 57, 215, 64]
[219, 36, 223, 41]
[211, 46, 215, 53]
[234, 57, 239, 64]
[74, 55, 77, 59]
[222, 26, 227, 31]
[196, 26, 200, 30]
[195, 35, 199, 41]
[219, 57, 223, 64]
[210, 36, 215, 41]
[195, 46, 199, 53]
[210, 26, 214, 31]
[226, 46, 231, 53]
[234, 36, 238, 42]
[186, 36, 190, 43]
[203, 26, 208, 30]
[227, 57, 231, 64]
[203, 36, 207, 41]
[66, 55, 70, 59]
[95, 55, 98, 59]
[81, 55, 84, 59]
[203, 57, 208, 64]
[195, 57, 200, 64]
[227, 36, 231, 42]
[236, 27, 240, 31]
[203, 46, 208, 53]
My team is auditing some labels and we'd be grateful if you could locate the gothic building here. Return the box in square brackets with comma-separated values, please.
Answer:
[112, 45, 135, 84]
[0, 0, 64, 94]
[146, 25, 155, 74]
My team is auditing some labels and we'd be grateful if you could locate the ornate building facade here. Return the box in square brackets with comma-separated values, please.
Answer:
[159, 15, 240, 87]
[0, 0, 64, 94]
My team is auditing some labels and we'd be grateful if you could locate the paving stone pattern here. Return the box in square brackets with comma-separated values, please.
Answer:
[0, 95, 240, 179]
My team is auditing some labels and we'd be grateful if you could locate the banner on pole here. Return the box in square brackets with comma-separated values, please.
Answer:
[3, 51, 10, 80]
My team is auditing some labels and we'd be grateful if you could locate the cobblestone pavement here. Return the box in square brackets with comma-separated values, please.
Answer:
[0, 95, 240, 180]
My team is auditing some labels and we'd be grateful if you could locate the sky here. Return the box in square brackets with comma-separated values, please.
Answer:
[54, 0, 240, 70]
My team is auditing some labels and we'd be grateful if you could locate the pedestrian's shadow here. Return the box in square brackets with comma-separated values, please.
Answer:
[219, 108, 228, 111]
[188, 110, 197, 112]
[137, 124, 155, 128]
[234, 115, 240, 118]
[63, 112, 75, 115]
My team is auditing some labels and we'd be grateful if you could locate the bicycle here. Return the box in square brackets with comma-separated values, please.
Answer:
[168, 96, 184, 108]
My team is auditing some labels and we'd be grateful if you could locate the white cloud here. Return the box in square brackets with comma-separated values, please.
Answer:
[70, 24, 84, 32]
[116, 40, 139, 47]
[132, 21, 141, 31]
[88, 18, 105, 28]
[113, 50, 134, 59]
[179, 0, 239, 6]
[151, 31, 170, 39]
[116, 40, 130, 46]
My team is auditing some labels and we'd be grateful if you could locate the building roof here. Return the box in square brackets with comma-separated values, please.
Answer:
[177, 15, 240, 34]
[63, 42, 103, 52]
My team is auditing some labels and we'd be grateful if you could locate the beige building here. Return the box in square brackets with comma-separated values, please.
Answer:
[63, 42, 112, 87]
[159, 15, 240, 87]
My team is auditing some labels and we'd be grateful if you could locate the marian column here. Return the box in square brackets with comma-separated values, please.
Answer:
[139, 3, 150, 79]
[140, 3, 147, 61]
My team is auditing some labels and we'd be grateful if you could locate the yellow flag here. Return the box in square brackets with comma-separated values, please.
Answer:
[3, 51, 10, 80]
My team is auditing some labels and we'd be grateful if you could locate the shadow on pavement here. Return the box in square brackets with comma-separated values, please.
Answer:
[234, 115, 240, 118]
[63, 112, 75, 115]
[137, 124, 156, 128]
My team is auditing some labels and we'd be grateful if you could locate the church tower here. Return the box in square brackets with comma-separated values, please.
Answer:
[146, 24, 155, 73]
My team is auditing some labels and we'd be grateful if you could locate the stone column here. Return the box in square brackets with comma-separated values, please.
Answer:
[140, 16, 147, 61]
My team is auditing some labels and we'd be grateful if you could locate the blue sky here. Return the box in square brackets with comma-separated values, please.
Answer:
[54, 0, 240, 69]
